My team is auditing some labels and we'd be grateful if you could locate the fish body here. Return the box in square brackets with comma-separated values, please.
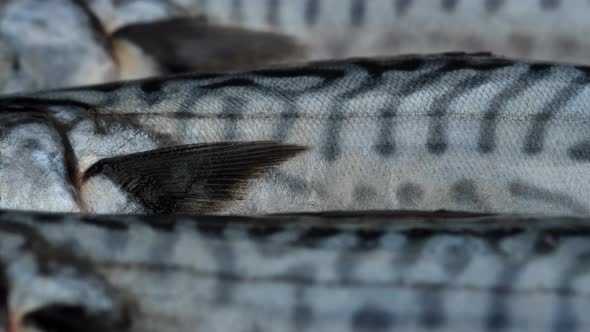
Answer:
[0, 0, 117, 93]
[178, 0, 590, 63]
[2, 0, 590, 93]
[2, 53, 590, 216]
[0, 0, 303, 94]
[1, 209, 590, 331]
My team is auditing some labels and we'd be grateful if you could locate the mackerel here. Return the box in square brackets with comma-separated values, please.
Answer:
[0, 209, 589, 331]
[3, 0, 590, 93]
[2, 53, 590, 215]
[0, 0, 303, 94]
[180, 0, 590, 64]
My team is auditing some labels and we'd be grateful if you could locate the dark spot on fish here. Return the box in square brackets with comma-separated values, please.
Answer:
[394, 0, 413, 16]
[266, 0, 279, 26]
[350, 0, 366, 27]
[485, 0, 506, 13]
[540, 0, 560, 10]
[451, 179, 480, 205]
[554, 37, 579, 56]
[274, 171, 309, 194]
[568, 141, 590, 161]
[486, 309, 510, 331]
[354, 229, 384, 250]
[11, 57, 20, 72]
[304, 0, 319, 26]
[22, 139, 41, 150]
[197, 224, 227, 239]
[352, 304, 395, 332]
[374, 143, 395, 156]
[441, 0, 458, 12]
[353, 184, 377, 203]
[509, 33, 535, 56]
[397, 182, 424, 207]
[293, 228, 341, 247]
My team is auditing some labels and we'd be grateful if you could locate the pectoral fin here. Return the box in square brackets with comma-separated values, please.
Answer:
[111, 17, 306, 76]
[82, 142, 306, 214]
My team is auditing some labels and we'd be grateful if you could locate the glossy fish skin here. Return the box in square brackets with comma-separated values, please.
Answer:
[1, 209, 590, 331]
[0, 0, 304, 94]
[0, 0, 116, 93]
[4, 0, 590, 94]
[2, 53, 590, 216]
[184, 0, 590, 64]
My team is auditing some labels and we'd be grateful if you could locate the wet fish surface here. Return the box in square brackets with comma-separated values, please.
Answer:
[0, 209, 589, 331]
[176, 0, 590, 63]
[2, 0, 590, 92]
[0, 0, 303, 94]
[2, 53, 590, 216]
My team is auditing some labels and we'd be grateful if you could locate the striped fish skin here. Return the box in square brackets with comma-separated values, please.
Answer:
[2, 53, 590, 216]
[183, 0, 590, 64]
[4, 0, 588, 94]
[1, 209, 590, 331]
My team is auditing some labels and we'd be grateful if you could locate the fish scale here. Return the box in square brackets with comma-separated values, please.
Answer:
[1, 210, 590, 331]
[2, 53, 590, 215]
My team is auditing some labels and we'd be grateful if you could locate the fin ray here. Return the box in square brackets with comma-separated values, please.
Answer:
[83, 141, 306, 214]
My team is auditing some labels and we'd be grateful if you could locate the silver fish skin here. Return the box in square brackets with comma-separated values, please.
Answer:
[4, 0, 590, 94]
[1, 209, 590, 332]
[3, 53, 590, 216]
[4, 0, 590, 93]
[0, 0, 117, 93]
[180, 0, 590, 64]
[0, 0, 303, 94]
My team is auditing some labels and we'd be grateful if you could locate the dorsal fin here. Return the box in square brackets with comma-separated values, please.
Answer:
[82, 142, 306, 214]
[111, 16, 306, 76]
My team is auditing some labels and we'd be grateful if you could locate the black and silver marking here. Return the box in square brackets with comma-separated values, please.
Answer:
[478, 65, 553, 153]
[522, 75, 590, 155]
